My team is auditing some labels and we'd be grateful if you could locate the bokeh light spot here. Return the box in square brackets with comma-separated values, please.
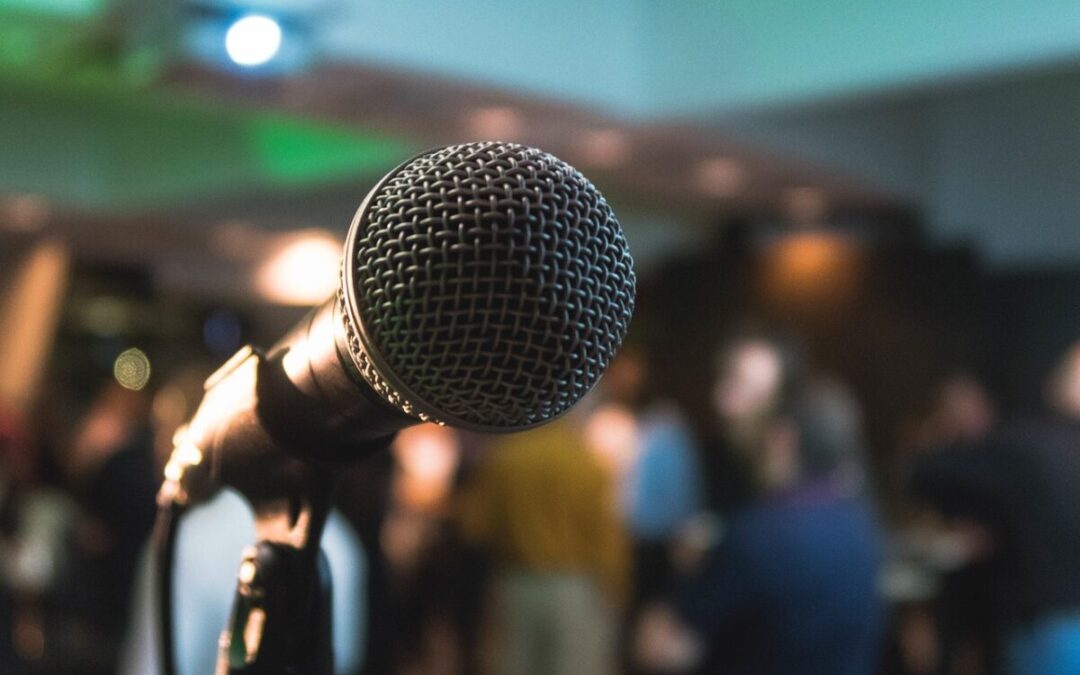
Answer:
[225, 15, 282, 67]
[113, 348, 151, 391]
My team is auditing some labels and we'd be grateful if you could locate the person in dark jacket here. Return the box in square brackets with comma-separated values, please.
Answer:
[636, 376, 885, 675]
[911, 344, 1080, 675]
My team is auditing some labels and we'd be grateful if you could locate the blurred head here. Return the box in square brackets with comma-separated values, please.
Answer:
[712, 329, 803, 448]
[1046, 342, 1080, 419]
[714, 339, 784, 422]
[757, 377, 866, 492]
[392, 424, 461, 511]
[932, 373, 995, 444]
[598, 346, 647, 408]
[584, 402, 640, 477]
[67, 379, 151, 480]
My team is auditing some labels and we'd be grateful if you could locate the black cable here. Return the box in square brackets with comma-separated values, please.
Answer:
[153, 499, 182, 675]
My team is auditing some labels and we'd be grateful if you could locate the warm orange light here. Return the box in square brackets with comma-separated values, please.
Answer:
[255, 230, 341, 305]
[0, 240, 69, 412]
[761, 232, 860, 309]
[773, 233, 843, 279]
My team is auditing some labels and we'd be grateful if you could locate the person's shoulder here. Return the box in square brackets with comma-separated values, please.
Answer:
[697, 506, 793, 578]
[719, 501, 789, 547]
[735, 490, 865, 532]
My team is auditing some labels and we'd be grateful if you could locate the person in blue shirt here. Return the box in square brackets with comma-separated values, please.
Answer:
[637, 376, 885, 675]
[620, 398, 703, 619]
[626, 404, 703, 546]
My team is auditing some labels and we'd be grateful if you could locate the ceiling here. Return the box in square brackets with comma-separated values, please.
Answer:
[3, 0, 1080, 272]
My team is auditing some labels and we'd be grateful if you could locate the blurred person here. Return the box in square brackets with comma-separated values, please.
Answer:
[119, 364, 367, 675]
[600, 350, 703, 582]
[637, 376, 885, 675]
[892, 372, 997, 511]
[334, 452, 396, 675]
[458, 411, 629, 675]
[639, 328, 809, 601]
[585, 403, 640, 488]
[911, 344, 1080, 675]
[0, 404, 32, 674]
[601, 348, 704, 673]
[381, 424, 474, 675]
[580, 351, 646, 535]
[0, 408, 78, 673]
[659, 329, 807, 583]
[624, 412, 703, 675]
[622, 399, 704, 561]
[55, 379, 158, 672]
[704, 328, 805, 512]
[0, 385, 122, 674]
[917, 373, 996, 450]
[895, 373, 1000, 675]
[621, 403, 701, 592]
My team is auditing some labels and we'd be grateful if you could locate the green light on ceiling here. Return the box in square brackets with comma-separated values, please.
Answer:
[247, 117, 409, 186]
[0, 0, 106, 19]
[0, 65, 417, 209]
[0, 23, 39, 66]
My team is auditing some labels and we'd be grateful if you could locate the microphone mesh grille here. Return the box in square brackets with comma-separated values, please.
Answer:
[345, 142, 635, 430]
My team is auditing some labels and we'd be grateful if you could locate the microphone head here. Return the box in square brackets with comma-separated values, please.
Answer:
[339, 142, 636, 432]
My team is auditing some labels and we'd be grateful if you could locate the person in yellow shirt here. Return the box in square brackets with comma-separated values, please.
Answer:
[459, 414, 629, 675]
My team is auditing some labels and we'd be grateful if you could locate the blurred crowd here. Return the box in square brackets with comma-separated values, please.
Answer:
[2, 325, 1080, 675]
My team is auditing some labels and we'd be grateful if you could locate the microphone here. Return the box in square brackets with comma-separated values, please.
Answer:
[158, 141, 635, 675]
[168, 141, 636, 497]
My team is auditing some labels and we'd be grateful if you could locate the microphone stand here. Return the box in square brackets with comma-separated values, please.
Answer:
[156, 345, 395, 675]
[216, 481, 335, 675]
[155, 418, 340, 675]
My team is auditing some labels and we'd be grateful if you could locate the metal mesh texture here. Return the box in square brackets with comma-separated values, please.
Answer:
[343, 141, 636, 430]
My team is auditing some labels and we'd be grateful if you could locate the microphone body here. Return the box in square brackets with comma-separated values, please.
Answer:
[158, 141, 636, 675]
[174, 298, 407, 502]
[169, 141, 636, 500]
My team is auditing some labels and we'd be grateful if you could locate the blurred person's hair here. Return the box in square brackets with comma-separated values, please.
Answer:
[703, 324, 810, 503]
[786, 375, 866, 480]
